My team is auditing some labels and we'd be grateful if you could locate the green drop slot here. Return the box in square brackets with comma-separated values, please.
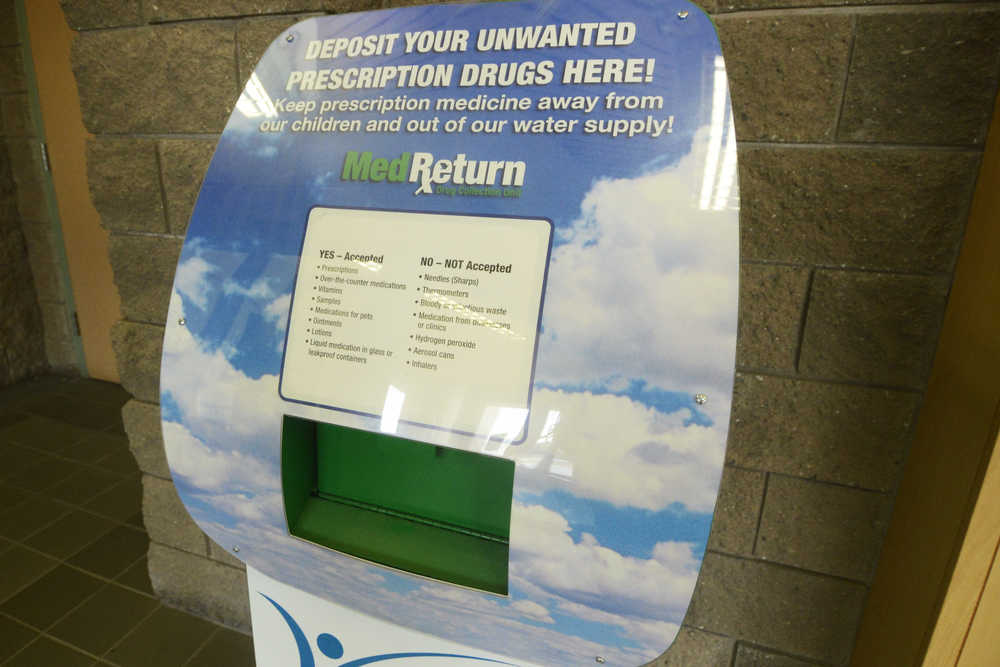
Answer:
[281, 415, 514, 595]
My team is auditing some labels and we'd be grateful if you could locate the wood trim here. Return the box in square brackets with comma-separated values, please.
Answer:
[24, 0, 121, 381]
[955, 501, 1000, 666]
[850, 95, 1000, 665]
[924, 423, 1000, 665]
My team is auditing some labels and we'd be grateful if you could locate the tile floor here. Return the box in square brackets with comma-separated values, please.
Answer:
[0, 376, 255, 666]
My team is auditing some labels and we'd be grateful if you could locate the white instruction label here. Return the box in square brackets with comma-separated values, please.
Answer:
[280, 207, 551, 438]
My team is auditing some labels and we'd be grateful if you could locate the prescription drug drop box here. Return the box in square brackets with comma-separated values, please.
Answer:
[160, 0, 739, 664]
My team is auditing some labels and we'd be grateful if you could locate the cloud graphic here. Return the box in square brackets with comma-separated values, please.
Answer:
[223, 277, 276, 300]
[265, 294, 292, 332]
[158, 128, 735, 663]
[162, 420, 275, 493]
[515, 388, 725, 512]
[510, 503, 699, 621]
[536, 127, 739, 402]
[174, 256, 216, 310]
[162, 292, 285, 461]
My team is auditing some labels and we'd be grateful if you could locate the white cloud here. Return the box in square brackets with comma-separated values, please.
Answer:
[223, 277, 276, 300]
[264, 294, 291, 332]
[554, 599, 679, 648]
[162, 420, 275, 491]
[174, 256, 215, 310]
[510, 599, 555, 624]
[163, 292, 284, 461]
[514, 389, 725, 512]
[191, 491, 282, 522]
[509, 503, 699, 622]
[536, 128, 739, 402]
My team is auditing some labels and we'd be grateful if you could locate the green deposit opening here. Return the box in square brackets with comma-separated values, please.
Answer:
[282, 415, 514, 595]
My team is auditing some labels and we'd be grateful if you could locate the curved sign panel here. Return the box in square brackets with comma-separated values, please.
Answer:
[161, 1, 738, 663]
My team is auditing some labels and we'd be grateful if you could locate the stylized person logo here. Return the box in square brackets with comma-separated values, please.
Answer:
[260, 594, 517, 666]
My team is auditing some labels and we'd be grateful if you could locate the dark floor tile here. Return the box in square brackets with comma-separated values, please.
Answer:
[49, 584, 159, 656]
[64, 380, 130, 407]
[5, 635, 97, 667]
[115, 557, 154, 595]
[0, 565, 103, 630]
[0, 614, 37, 662]
[0, 388, 69, 416]
[85, 478, 142, 522]
[94, 448, 139, 475]
[24, 510, 116, 560]
[49, 467, 124, 505]
[0, 443, 55, 484]
[29, 398, 125, 432]
[0, 415, 104, 452]
[0, 411, 28, 430]
[0, 494, 72, 541]
[5, 456, 84, 493]
[57, 432, 129, 465]
[70, 525, 149, 579]
[187, 627, 255, 667]
[0, 545, 59, 603]
[105, 606, 216, 667]
[0, 481, 29, 508]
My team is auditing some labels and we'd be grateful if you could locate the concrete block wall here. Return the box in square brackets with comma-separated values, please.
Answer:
[0, 0, 74, 387]
[62, 0, 1000, 664]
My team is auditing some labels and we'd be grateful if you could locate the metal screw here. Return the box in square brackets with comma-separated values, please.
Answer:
[595, 658, 606, 664]
[677, 10, 689, 19]
[178, 318, 186, 326]
[286, 33, 295, 43]
[694, 393, 708, 405]
[233, 546, 240, 553]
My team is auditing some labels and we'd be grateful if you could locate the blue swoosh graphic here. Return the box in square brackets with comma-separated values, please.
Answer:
[340, 654, 515, 666]
[259, 593, 315, 667]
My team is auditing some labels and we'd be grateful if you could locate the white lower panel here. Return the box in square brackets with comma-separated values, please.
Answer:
[247, 566, 534, 666]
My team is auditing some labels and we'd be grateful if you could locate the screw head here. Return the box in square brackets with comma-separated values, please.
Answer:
[232, 546, 240, 553]
[595, 658, 606, 664]
[178, 318, 186, 326]
[677, 10, 689, 18]
[694, 393, 708, 405]
[286, 33, 295, 43]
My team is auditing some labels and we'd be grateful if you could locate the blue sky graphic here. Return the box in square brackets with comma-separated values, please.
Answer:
[160, 1, 738, 663]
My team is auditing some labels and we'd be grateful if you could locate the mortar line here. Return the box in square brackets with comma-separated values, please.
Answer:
[832, 14, 858, 140]
[148, 11, 323, 28]
[714, 1, 1000, 19]
[704, 548, 874, 585]
[739, 259, 953, 279]
[738, 139, 984, 152]
[96, 132, 220, 140]
[151, 540, 248, 573]
[735, 639, 833, 665]
[793, 268, 815, 373]
[75, 16, 238, 34]
[733, 367, 924, 394]
[119, 317, 169, 329]
[0, 616, 109, 666]
[4, 522, 153, 593]
[95, 601, 165, 666]
[180, 626, 224, 667]
[0, 509, 143, 663]
[152, 141, 172, 234]
[233, 18, 242, 92]
[751, 472, 769, 555]
[766, 470, 893, 495]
